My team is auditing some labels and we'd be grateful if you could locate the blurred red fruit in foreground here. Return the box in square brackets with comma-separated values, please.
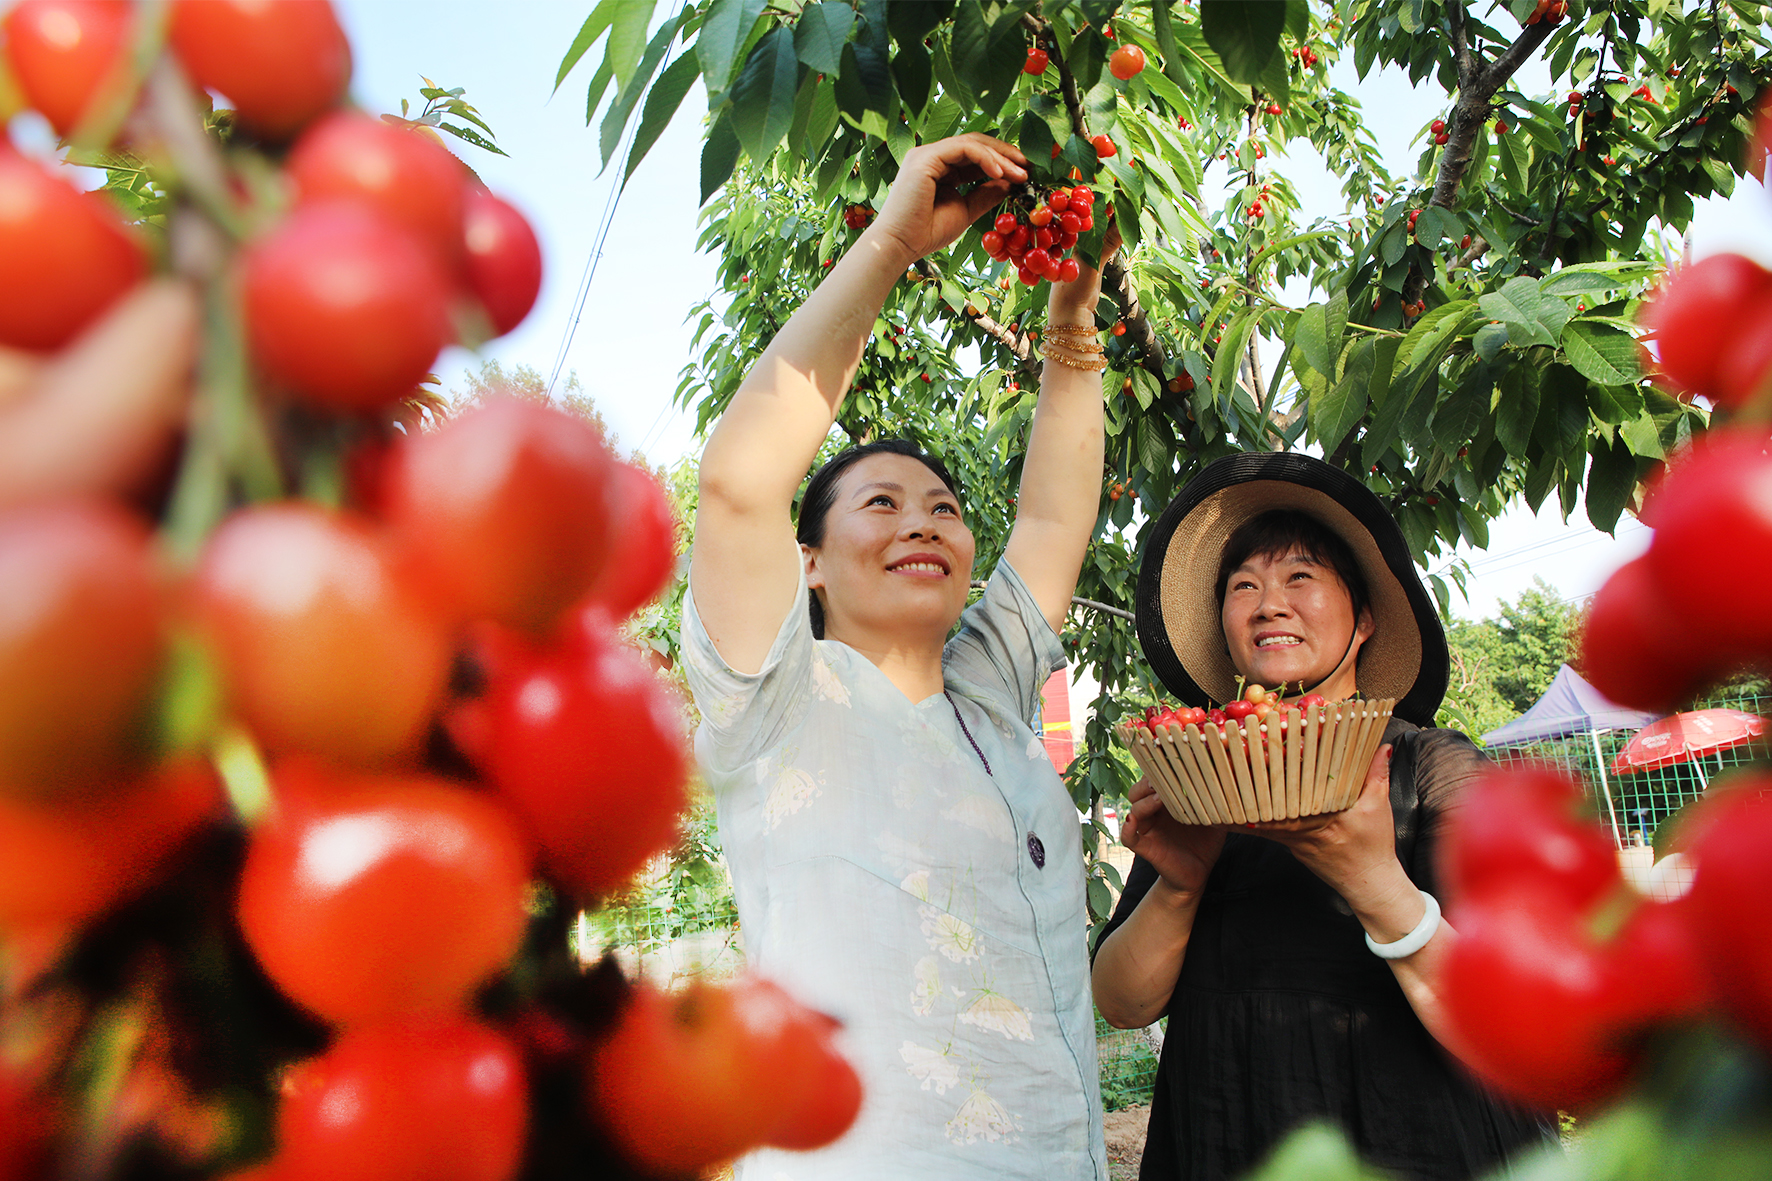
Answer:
[1687, 780, 1772, 1050]
[1642, 254, 1772, 401]
[1442, 888, 1634, 1111]
[1643, 430, 1772, 653]
[386, 398, 614, 635]
[237, 766, 532, 1026]
[275, 1017, 527, 1181]
[463, 189, 544, 337]
[243, 202, 454, 412]
[583, 462, 678, 619]
[451, 615, 687, 898]
[1581, 555, 1716, 713]
[288, 111, 467, 267]
[589, 974, 862, 1174]
[1443, 766, 1621, 913]
[169, 0, 351, 141]
[0, 759, 221, 931]
[0, 500, 163, 795]
[3, 0, 132, 137]
[195, 503, 451, 766]
[0, 145, 146, 352]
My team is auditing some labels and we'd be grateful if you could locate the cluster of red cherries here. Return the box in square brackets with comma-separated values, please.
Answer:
[0, 1, 861, 1178]
[1128, 684, 1329, 733]
[982, 184, 1098, 286]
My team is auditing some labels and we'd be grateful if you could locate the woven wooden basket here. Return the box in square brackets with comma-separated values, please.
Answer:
[1115, 699, 1396, 825]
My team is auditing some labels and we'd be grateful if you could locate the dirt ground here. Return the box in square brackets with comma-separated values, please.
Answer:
[1105, 1104, 1150, 1180]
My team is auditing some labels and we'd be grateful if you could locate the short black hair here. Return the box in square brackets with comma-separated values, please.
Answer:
[794, 439, 962, 638]
[1215, 508, 1371, 626]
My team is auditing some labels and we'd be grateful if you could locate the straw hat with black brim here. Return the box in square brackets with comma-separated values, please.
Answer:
[1134, 452, 1449, 726]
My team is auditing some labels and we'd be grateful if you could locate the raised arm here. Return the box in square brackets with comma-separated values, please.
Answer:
[999, 225, 1118, 632]
[690, 135, 1028, 673]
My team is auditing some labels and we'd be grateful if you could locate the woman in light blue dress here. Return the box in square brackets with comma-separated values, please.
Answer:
[681, 134, 1115, 1179]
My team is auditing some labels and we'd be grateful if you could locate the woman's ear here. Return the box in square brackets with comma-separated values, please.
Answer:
[801, 542, 823, 590]
[1355, 604, 1376, 643]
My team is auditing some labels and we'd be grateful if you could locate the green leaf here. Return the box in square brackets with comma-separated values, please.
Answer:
[1131, 368, 1161, 412]
[948, 0, 1025, 122]
[1311, 338, 1372, 453]
[1324, 290, 1348, 359]
[833, 39, 893, 138]
[1212, 310, 1258, 409]
[439, 123, 508, 156]
[1018, 109, 1058, 167]
[1380, 220, 1408, 266]
[730, 28, 800, 162]
[1152, 0, 1187, 89]
[1585, 435, 1639, 533]
[1295, 302, 1333, 378]
[1473, 321, 1509, 362]
[793, 2, 853, 76]
[582, 55, 614, 127]
[700, 113, 742, 204]
[1414, 206, 1456, 248]
[1540, 259, 1659, 295]
[1394, 301, 1474, 372]
[607, 0, 658, 92]
[625, 50, 700, 187]
[887, 0, 951, 46]
[1478, 276, 1568, 349]
[599, 13, 683, 170]
[1433, 362, 1499, 453]
[1496, 364, 1541, 460]
[555, 0, 619, 94]
[1562, 320, 1642, 387]
[1137, 413, 1169, 473]
[893, 38, 933, 117]
[1201, 0, 1285, 84]
[698, 0, 769, 94]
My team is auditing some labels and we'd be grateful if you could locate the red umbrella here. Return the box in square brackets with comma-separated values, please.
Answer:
[1611, 708, 1768, 775]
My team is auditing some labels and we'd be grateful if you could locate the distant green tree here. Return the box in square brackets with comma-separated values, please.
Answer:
[1442, 576, 1580, 739]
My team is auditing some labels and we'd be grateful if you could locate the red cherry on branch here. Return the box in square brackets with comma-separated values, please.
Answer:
[449, 612, 689, 899]
[463, 189, 543, 338]
[276, 1016, 528, 1181]
[237, 764, 533, 1026]
[287, 111, 468, 268]
[0, 500, 164, 794]
[169, 0, 351, 140]
[1109, 44, 1145, 81]
[1023, 46, 1048, 75]
[195, 502, 451, 766]
[0, 146, 147, 352]
[242, 201, 454, 412]
[2, 0, 132, 137]
[385, 397, 615, 636]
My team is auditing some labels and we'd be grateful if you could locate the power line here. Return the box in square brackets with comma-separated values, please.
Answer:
[545, 4, 692, 400]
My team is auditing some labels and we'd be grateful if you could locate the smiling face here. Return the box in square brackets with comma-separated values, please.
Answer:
[801, 452, 976, 648]
[1220, 549, 1373, 699]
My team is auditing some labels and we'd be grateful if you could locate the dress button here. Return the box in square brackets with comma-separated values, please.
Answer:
[1027, 831, 1045, 869]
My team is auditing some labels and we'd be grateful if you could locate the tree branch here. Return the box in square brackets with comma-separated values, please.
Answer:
[912, 258, 1035, 369]
[1402, 15, 1558, 305]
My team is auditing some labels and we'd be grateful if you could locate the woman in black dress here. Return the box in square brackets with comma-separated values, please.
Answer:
[1092, 453, 1552, 1180]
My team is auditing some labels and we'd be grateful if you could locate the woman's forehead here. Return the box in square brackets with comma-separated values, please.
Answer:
[838, 452, 954, 500]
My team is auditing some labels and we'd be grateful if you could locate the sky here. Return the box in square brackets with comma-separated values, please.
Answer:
[14, 0, 1768, 624]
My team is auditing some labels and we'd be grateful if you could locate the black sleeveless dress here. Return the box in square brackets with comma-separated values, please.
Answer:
[1096, 720, 1554, 1181]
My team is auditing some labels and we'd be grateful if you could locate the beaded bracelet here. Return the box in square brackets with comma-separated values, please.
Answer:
[1040, 345, 1109, 372]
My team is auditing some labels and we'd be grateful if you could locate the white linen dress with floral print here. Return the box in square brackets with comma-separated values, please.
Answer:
[682, 560, 1107, 1181]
